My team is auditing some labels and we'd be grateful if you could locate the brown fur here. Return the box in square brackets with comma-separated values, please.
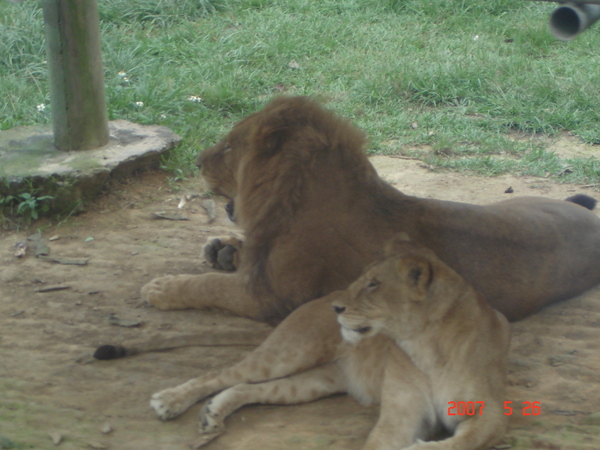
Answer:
[151, 240, 510, 449]
[142, 95, 600, 324]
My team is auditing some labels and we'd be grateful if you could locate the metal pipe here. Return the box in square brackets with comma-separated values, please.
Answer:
[548, 2, 600, 40]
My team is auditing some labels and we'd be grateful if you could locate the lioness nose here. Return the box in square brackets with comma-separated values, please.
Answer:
[333, 305, 346, 314]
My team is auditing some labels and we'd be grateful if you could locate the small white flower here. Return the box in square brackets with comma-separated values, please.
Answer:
[160, 114, 167, 119]
[187, 95, 203, 103]
[36, 104, 46, 112]
[118, 71, 128, 77]
[135, 101, 144, 107]
[473, 35, 480, 41]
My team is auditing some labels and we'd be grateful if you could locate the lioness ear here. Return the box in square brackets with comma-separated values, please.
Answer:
[384, 232, 412, 256]
[397, 256, 433, 299]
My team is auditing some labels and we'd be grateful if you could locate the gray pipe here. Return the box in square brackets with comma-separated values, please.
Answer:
[549, 2, 600, 40]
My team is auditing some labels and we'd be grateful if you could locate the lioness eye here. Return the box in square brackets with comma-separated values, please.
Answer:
[367, 279, 379, 290]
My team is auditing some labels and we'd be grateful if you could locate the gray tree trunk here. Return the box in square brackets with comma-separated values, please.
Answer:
[42, 0, 110, 150]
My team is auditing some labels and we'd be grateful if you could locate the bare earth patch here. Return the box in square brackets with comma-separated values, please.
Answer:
[1, 157, 599, 450]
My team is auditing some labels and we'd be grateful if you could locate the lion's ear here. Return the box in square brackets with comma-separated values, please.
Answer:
[251, 97, 308, 157]
[397, 256, 433, 299]
[252, 123, 291, 157]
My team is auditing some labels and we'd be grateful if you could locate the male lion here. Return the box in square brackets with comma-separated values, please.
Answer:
[142, 95, 600, 324]
[138, 95, 600, 420]
[153, 239, 509, 449]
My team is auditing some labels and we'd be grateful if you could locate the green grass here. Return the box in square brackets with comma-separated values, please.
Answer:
[2, 0, 600, 184]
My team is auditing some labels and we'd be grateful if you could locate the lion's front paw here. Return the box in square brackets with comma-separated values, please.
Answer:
[203, 236, 241, 271]
[141, 275, 186, 310]
[151, 388, 196, 421]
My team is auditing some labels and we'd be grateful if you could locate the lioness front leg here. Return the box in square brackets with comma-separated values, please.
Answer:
[403, 407, 506, 450]
[195, 363, 346, 448]
[364, 349, 435, 450]
[151, 295, 342, 421]
[203, 235, 243, 271]
[142, 272, 265, 318]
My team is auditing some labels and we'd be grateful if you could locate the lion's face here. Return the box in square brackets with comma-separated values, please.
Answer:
[195, 115, 259, 199]
[333, 245, 459, 345]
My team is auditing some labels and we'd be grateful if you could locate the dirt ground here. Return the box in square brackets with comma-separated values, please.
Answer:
[1, 156, 600, 450]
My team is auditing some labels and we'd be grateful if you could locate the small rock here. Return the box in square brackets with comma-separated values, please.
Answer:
[547, 356, 562, 367]
[88, 442, 107, 449]
[101, 423, 113, 434]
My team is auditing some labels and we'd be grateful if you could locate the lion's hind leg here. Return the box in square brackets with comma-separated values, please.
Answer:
[195, 363, 346, 448]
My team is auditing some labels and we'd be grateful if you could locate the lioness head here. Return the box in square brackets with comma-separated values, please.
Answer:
[333, 241, 470, 344]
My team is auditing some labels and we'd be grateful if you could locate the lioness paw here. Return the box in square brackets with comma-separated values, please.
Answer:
[199, 400, 226, 434]
[151, 388, 195, 421]
[141, 275, 186, 310]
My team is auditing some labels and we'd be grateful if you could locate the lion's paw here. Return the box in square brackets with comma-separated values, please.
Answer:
[203, 236, 241, 271]
[141, 275, 184, 310]
[150, 388, 195, 421]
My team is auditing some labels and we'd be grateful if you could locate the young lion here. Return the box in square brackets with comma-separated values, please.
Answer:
[152, 239, 510, 449]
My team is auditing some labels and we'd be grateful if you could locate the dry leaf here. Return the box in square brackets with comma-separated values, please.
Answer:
[14, 242, 27, 258]
[153, 211, 189, 221]
[49, 432, 63, 445]
[201, 199, 217, 223]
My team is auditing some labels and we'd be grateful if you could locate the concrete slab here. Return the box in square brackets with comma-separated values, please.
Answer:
[0, 120, 181, 217]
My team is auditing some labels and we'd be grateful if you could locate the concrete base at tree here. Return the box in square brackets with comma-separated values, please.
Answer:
[0, 120, 182, 217]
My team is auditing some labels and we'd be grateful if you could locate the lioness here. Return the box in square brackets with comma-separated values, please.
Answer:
[152, 239, 509, 449]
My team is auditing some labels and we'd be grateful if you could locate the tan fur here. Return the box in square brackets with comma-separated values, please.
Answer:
[142, 95, 600, 324]
[152, 241, 509, 449]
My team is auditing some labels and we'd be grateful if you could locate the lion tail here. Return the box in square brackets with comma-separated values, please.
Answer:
[93, 328, 272, 360]
[565, 194, 597, 210]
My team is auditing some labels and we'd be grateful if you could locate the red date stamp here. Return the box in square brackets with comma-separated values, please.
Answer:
[447, 401, 541, 416]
